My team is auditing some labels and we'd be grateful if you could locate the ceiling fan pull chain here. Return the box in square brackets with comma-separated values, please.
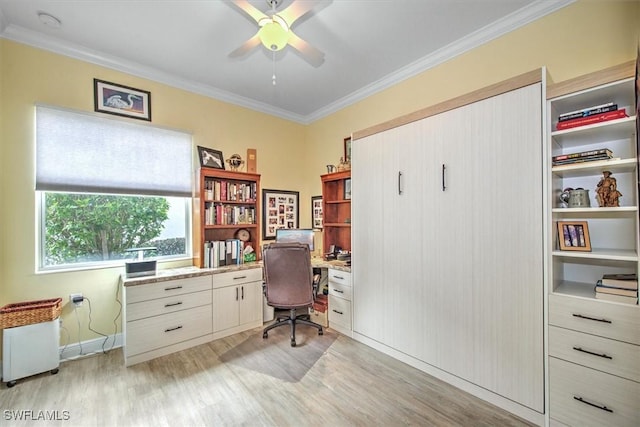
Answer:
[272, 50, 277, 86]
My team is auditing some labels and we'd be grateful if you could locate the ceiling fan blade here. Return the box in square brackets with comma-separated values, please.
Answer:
[287, 32, 324, 67]
[229, 0, 268, 24]
[279, 0, 323, 26]
[229, 33, 262, 58]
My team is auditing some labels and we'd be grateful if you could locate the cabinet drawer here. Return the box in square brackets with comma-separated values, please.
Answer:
[125, 305, 212, 356]
[328, 295, 351, 328]
[549, 326, 640, 382]
[126, 290, 212, 322]
[329, 281, 352, 300]
[550, 357, 640, 427]
[126, 276, 211, 304]
[328, 269, 351, 287]
[213, 268, 262, 289]
[549, 294, 640, 345]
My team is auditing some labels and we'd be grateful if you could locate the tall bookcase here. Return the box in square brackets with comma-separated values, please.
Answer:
[194, 168, 261, 268]
[321, 170, 351, 254]
[546, 61, 640, 426]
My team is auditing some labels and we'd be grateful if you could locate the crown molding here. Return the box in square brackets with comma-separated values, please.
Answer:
[0, 24, 307, 124]
[305, 0, 575, 123]
[1, 0, 574, 125]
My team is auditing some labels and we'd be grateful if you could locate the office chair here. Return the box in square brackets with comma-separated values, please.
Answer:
[262, 242, 323, 347]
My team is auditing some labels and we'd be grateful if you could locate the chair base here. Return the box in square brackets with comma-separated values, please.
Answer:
[263, 308, 323, 347]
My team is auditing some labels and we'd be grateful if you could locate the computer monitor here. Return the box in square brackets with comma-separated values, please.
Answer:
[275, 228, 314, 251]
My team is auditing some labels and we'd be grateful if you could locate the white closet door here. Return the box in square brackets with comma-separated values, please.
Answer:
[352, 132, 393, 343]
[469, 83, 544, 411]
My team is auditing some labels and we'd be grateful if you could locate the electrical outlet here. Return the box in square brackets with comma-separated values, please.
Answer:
[70, 293, 83, 307]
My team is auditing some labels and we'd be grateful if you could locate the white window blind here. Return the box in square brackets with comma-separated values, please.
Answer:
[36, 106, 192, 196]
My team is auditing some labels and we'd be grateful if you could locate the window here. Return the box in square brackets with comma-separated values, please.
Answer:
[36, 106, 192, 270]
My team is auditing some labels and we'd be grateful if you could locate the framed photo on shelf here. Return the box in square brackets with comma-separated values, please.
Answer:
[197, 146, 225, 169]
[557, 221, 591, 251]
[344, 137, 352, 163]
[344, 178, 352, 200]
[93, 79, 151, 121]
[262, 189, 299, 240]
[311, 195, 323, 230]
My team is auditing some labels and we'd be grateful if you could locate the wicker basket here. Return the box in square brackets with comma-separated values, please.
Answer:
[0, 298, 62, 329]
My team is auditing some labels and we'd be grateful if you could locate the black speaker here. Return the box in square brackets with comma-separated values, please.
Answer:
[125, 260, 157, 278]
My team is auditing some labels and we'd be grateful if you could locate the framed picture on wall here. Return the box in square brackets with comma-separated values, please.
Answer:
[311, 195, 323, 230]
[262, 189, 300, 240]
[93, 79, 151, 121]
[344, 137, 352, 163]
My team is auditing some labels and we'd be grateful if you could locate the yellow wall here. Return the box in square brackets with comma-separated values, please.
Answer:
[0, 0, 638, 348]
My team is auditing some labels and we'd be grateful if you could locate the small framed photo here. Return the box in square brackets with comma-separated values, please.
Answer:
[94, 79, 151, 121]
[197, 146, 225, 169]
[344, 137, 352, 163]
[311, 195, 323, 230]
[557, 221, 591, 251]
[344, 178, 352, 200]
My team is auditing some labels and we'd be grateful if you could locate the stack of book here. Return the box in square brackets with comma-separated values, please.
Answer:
[556, 102, 627, 131]
[552, 148, 613, 166]
[595, 273, 638, 305]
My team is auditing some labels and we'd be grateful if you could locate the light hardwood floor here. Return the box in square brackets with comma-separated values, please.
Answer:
[0, 326, 534, 426]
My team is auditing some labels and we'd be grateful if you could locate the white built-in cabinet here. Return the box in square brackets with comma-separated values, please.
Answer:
[212, 269, 263, 337]
[352, 70, 545, 421]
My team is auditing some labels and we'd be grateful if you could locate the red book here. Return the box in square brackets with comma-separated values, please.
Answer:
[556, 109, 627, 130]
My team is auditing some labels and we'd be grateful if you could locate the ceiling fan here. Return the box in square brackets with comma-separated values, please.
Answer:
[228, 0, 325, 67]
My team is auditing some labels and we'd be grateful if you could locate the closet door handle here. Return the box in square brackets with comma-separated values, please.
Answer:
[572, 346, 612, 359]
[442, 164, 446, 191]
[398, 171, 403, 195]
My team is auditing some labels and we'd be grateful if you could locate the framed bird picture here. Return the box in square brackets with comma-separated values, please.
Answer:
[94, 78, 151, 121]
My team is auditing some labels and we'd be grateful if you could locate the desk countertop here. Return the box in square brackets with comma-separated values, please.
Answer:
[121, 259, 350, 287]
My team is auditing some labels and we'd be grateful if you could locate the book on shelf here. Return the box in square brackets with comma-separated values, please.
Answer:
[601, 273, 638, 289]
[595, 281, 638, 297]
[595, 292, 638, 305]
[552, 154, 614, 166]
[552, 149, 613, 162]
[558, 103, 618, 122]
[555, 109, 627, 130]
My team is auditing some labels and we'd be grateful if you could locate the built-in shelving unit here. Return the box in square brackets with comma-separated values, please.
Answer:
[321, 170, 351, 254]
[546, 61, 640, 427]
[194, 168, 261, 268]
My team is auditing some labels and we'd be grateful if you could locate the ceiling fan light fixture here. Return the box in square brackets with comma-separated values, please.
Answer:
[258, 21, 289, 51]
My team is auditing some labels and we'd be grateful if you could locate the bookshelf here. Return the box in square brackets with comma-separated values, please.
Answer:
[321, 170, 351, 254]
[194, 168, 261, 268]
[546, 62, 640, 426]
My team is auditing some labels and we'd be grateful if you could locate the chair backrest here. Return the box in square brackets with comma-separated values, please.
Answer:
[262, 242, 314, 309]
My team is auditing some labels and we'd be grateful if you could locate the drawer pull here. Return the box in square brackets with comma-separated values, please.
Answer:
[164, 285, 183, 291]
[164, 302, 183, 308]
[572, 313, 612, 324]
[332, 288, 344, 294]
[332, 275, 345, 280]
[573, 396, 613, 413]
[164, 325, 183, 333]
[332, 309, 344, 315]
[233, 275, 247, 280]
[572, 346, 612, 360]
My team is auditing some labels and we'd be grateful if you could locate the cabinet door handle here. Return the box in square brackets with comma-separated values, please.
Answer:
[332, 288, 344, 293]
[233, 275, 247, 280]
[164, 301, 183, 308]
[573, 396, 613, 413]
[572, 346, 612, 359]
[164, 285, 183, 291]
[442, 164, 446, 191]
[164, 325, 183, 333]
[332, 309, 344, 315]
[572, 313, 612, 324]
[398, 171, 403, 195]
[241, 286, 244, 300]
[236, 287, 239, 301]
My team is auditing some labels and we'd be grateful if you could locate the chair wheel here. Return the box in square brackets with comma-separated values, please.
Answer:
[51, 368, 59, 375]
[263, 332, 268, 339]
[6, 381, 16, 388]
[291, 340, 296, 347]
[319, 329, 323, 335]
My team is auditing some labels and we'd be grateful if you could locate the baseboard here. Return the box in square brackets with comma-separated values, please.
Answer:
[59, 333, 123, 361]
[352, 332, 545, 427]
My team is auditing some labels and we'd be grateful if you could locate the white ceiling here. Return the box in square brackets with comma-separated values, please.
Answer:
[0, 0, 573, 124]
